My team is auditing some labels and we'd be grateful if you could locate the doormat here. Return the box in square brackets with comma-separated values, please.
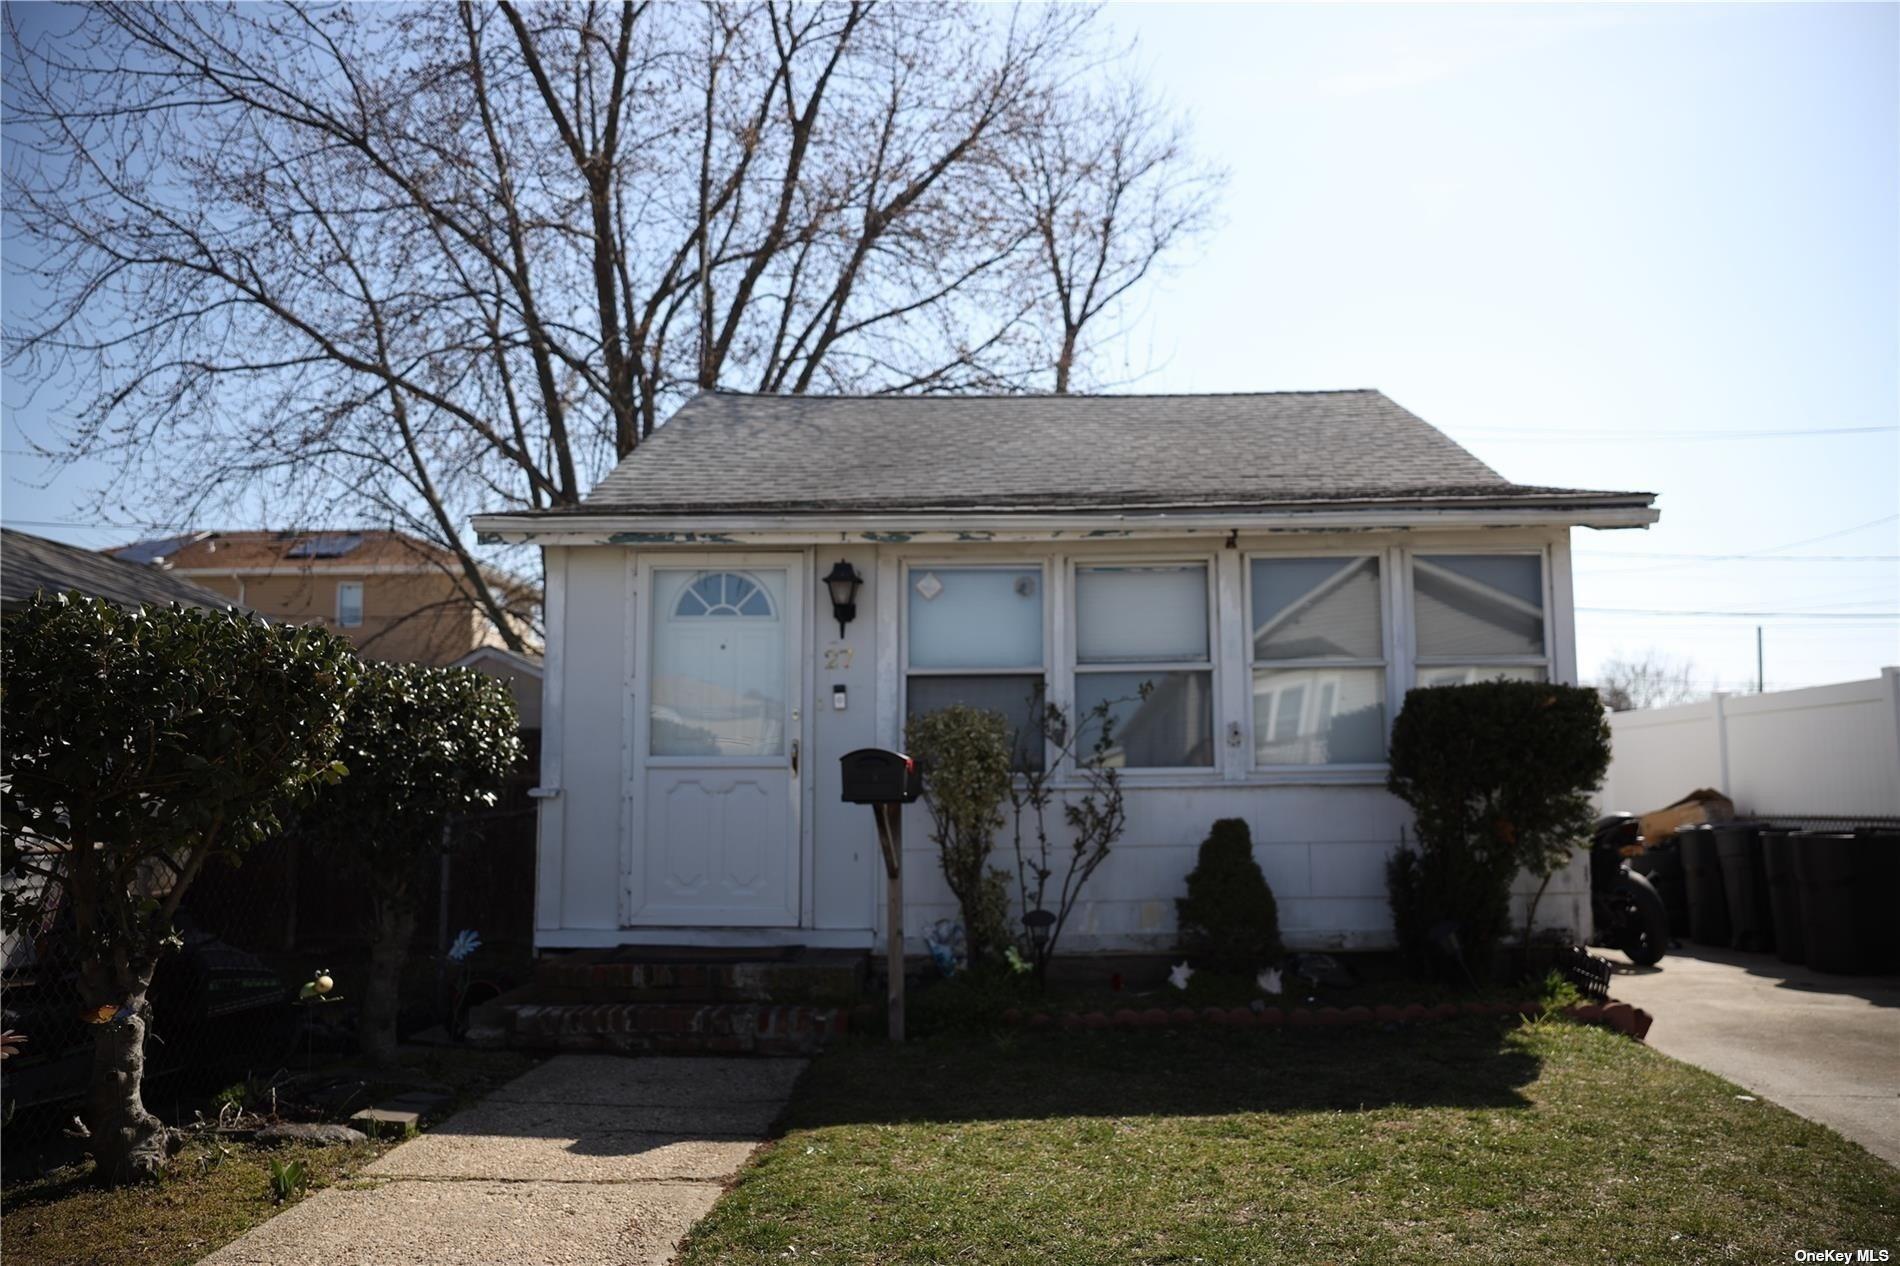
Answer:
[597, 945, 805, 965]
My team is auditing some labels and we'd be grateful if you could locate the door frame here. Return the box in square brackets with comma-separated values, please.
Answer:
[622, 551, 810, 928]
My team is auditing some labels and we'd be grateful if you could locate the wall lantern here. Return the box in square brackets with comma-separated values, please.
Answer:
[822, 561, 863, 638]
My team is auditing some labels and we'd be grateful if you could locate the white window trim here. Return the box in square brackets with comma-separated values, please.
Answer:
[1243, 549, 1392, 774]
[336, 580, 365, 629]
[1064, 555, 1220, 776]
[1405, 547, 1553, 682]
[898, 559, 1053, 766]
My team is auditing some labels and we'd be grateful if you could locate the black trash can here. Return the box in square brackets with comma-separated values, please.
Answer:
[1792, 831, 1900, 975]
[1677, 824, 1732, 947]
[1631, 837, 1689, 940]
[1759, 827, 1805, 965]
[1712, 822, 1775, 953]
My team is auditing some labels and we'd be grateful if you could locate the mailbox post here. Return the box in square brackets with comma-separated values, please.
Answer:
[839, 748, 922, 1042]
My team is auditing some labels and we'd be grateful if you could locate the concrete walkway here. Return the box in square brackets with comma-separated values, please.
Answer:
[1607, 945, 1900, 1168]
[199, 1055, 803, 1266]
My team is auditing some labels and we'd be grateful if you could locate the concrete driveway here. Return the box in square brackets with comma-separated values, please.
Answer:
[1607, 944, 1900, 1168]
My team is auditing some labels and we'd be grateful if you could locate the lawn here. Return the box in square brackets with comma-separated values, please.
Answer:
[0, 1047, 536, 1266]
[679, 1018, 1900, 1265]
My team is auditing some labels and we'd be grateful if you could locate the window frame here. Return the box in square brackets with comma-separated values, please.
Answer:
[1065, 556, 1220, 774]
[1406, 548, 1553, 687]
[335, 580, 365, 629]
[1243, 550, 1393, 772]
[899, 559, 1053, 768]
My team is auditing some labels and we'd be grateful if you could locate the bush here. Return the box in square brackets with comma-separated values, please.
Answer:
[2, 595, 360, 1182]
[295, 663, 522, 1063]
[1385, 680, 1611, 977]
[1175, 819, 1283, 974]
[906, 705, 1014, 966]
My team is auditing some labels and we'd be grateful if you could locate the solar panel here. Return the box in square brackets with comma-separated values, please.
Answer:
[285, 533, 364, 559]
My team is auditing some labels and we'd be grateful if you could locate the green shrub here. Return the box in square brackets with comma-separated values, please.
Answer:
[1385, 680, 1611, 976]
[2, 595, 360, 1183]
[907, 705, 1014, 966]
[1175, 819, 1283, 974]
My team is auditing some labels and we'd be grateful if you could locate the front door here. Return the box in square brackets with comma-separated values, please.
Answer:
[630, 558, 802, 926]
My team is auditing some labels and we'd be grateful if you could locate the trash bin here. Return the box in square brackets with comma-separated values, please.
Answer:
[1792, 831, 1900, 975]
[1677, 824, 1731, 947]
[1758, 827, 1805, 966]
[1630, 836, 1689, 940]
[1712, 822, 1775, 953]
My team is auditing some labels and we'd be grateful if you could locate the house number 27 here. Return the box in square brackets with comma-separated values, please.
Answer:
[824, 646, 854, 670]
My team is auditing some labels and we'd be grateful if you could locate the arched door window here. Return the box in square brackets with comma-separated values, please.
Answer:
[673, 571, 776, 619]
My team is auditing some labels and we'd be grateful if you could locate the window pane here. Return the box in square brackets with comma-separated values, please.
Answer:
[906, 674, 1046, 771]
[337, 583, 364, 628]
[1417, 665, 1548, 688]
[1251, 558, 1382, 660]
[1075, 565, 1208, 664]
[1414, 555, 1543, 657]
[908, 568, 1042, 669]
[1074, 671, 1214, 768]
[1253, 667, 1386, 765]
[650, 568, 787, 757]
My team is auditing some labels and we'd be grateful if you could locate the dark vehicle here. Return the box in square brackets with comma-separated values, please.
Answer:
[1590, 813, 1671, 967]
[2, 909, 293, 1118]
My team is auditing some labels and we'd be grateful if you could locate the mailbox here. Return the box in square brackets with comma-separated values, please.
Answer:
[840, 747, 922, 804]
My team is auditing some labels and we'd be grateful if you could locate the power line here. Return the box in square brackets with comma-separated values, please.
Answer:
[1585, 514, 1900, 576]
[1574, 551, 1898, 563]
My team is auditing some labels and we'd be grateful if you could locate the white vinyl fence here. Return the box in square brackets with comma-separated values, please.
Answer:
[1599, 668, 1900, 818]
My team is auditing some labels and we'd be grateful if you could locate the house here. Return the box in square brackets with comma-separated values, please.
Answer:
[472, 391, 1659, 955]
[1, 528, 229, 615]
[111, 529, 537, 666]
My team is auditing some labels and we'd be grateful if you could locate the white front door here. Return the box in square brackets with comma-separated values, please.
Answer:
[630, 559, 803, 926]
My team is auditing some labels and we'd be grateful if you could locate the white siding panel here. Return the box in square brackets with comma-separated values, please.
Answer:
[557, 547, 632, 929]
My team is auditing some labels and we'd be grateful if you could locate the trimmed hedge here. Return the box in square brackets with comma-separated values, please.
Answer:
[1176, 818, 1283, 974]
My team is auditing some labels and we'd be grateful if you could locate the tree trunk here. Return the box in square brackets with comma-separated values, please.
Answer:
[361, 894, 416, 1066]
[81, 965, 174, 1184]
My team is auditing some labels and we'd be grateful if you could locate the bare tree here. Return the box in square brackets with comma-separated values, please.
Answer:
[1006, 74, 1223, 393]
[5, 3, 1220, 626]
[1595, 651, 1705, 712]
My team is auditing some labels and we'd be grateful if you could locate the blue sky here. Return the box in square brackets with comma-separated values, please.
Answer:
[5, 3, 1896, 690]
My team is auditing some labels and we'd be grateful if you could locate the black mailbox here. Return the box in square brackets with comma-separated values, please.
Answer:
[840, 748, 922, 804]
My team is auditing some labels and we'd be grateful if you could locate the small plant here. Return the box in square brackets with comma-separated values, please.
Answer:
[907, 705, 1015, 967]
[1005, 692, 1133, 985]
[1176, 819, 1283, 975]
[1535, 969, 1582, 1017]
[267, 1156, 308, 1204]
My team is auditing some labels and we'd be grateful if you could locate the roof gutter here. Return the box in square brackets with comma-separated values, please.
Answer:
[473, 501, 1659, 546]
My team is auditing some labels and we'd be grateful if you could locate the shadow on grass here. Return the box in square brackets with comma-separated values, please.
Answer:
[784, 1018, 1543, 1130]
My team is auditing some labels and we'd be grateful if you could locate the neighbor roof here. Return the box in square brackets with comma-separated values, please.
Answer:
[560, 391, 1650, 517]
[110, 528, 536, 597]
[1, 529, 230, 613]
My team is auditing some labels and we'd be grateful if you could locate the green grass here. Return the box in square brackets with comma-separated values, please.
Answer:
[679, 1019, 1900, 1265]
[0, 1047, 535, 1266]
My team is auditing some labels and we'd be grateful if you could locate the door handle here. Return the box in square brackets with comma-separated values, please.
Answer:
[790, 738, 799, 776]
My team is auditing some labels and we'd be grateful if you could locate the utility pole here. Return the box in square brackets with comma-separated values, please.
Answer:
[1756, 626, 1764, 694]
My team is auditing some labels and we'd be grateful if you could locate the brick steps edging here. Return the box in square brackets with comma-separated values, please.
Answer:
[998, 997, 1654, 1041]
[500, 1001, 849, 1056]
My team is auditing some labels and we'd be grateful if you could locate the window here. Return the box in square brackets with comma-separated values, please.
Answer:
[1072, 563, 1213, 768]
[1412, 553, 1548, 686]
[650, 569, 786, 757]
[905, 566, 1046, 769]
[1248, 557, 1386, 765]
[336, 581, 364, 629]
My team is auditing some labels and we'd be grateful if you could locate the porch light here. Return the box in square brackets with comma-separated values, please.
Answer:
[822, 561, 863, 638]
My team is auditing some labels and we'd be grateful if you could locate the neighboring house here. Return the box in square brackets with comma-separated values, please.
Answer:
[112, 529, 537, 666]
[472, 391, 1660, 954]
[451, 645, 546, 731]
[1, 528, 228, 615]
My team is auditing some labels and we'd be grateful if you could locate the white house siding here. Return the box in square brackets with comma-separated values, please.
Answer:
[1600, 671, 1900, 820]
[534, 526, 1592, 953]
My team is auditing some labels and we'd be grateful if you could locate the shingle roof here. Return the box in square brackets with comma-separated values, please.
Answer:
[568, 390, 1650, 516]
[2, 530, 230, 613]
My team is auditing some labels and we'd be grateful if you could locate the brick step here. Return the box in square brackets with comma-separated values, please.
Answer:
[533, 947, 867, 1007]
[490, 1001, 851, 1056]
